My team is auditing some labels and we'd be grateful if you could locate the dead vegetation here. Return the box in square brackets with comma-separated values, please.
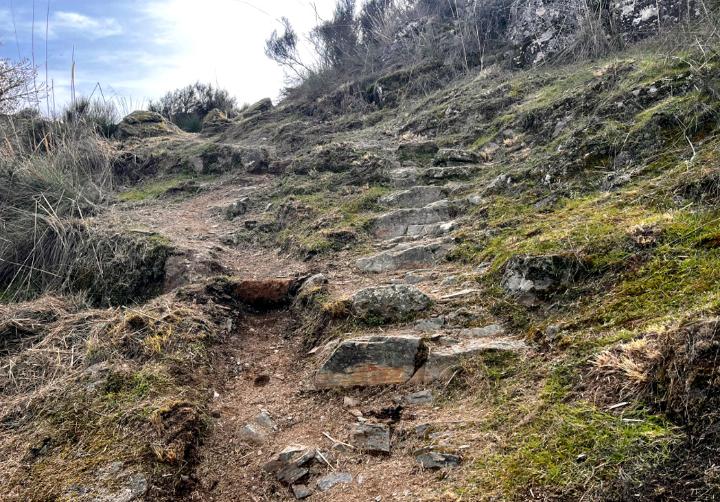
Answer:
[0, 293, 227, 501]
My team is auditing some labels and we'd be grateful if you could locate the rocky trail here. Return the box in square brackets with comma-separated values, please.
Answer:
[102, 153, 527, 500]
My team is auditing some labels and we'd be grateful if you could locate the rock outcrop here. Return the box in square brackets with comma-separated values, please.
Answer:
[115, 111, 180, 140]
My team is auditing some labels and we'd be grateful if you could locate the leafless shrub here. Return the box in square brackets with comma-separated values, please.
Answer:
[0, 59, 38, 113]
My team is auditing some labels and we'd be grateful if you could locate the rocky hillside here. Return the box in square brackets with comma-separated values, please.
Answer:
[2, 6, 720, 502]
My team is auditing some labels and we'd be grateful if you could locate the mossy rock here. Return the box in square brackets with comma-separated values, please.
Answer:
[115, 111, 181, 140]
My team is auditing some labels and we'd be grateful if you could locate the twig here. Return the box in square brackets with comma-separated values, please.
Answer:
[322, 431, 355, 449]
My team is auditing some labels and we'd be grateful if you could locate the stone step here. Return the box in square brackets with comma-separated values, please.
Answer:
[369, 200, 457, 239]
[357, 239, 454, 273]
[409, 338, 526, 384]
[313, 333, 526, 389]
[379, 186, 449, 209]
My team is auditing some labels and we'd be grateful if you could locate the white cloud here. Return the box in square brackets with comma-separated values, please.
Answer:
[128, 0, 338, 105]
[49, 11, 123, 39]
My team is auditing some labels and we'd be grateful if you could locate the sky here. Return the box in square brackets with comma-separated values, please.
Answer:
[0, 0, 338, 115]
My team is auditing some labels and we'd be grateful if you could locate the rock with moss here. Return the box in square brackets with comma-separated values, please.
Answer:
[201, 108, 231, 133]
[501, 254, 586, 305]
[350, 284, 431, 324]
[242, 98, 273, 119]
[115, 111, 180, 140]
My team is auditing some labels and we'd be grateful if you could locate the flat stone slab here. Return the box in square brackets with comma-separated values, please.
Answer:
[357, 240, 453, 273]
[315, 335, 428, 389]
[410, 338, 526, 383]
[416, 449, 462, 469]
[379, 186, 448, 208]
[316, 472, 352, 492]
[369, 201, 454, 239]
[352, 423, 391, 452]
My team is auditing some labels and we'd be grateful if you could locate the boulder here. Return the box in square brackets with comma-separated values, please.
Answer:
[115, 111, 180, 139]
[240, 147, 271, 174]
[201, 108, 230, 133]
[397, 141, 440, 160]
[314, 335, 428, 389]
[242, 98, 273, 118]
[410, 338, 526, 383]
[369, 201, 455, 239]
[502, 254, 585, 305]
[508, 0, 585, 66]
[350, 285, 432, 324]
[379, 186, 447, 208]
[612, 0, 697, 43]
[433, 148, 479, 166]
[352, 423, 391, 453]
[356, 240, 453, 273]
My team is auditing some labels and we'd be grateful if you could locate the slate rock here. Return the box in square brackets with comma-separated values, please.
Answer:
[357, 240, 453, 273]
[352, 423, 391, 453]
[315, 335, 428, 389]
[369, 201, 455, 239]
[415, 449, 462, 469]
[379, 186, 447, 208]
[316, 472, 353, 491]
[433, 148, 479, 166]
[404, 390, 433, 405]
[292, 484, 313, 499]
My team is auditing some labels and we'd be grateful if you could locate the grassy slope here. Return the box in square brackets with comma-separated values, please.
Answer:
[223, 43, 720, 499]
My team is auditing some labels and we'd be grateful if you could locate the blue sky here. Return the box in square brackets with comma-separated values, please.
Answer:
[0, 0, 336, 115]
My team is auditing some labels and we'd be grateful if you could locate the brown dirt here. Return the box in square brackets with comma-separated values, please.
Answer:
[98, 172, 509, 501]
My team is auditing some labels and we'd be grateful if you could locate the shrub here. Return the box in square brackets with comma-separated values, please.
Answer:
[63, 97, 120, 138]
[148, 82, 238, 132]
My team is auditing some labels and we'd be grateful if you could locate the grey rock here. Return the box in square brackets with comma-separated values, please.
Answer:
[397, 141, 439, 159]
[242, 97, 273, 117]
[316, 472, 353, 491]
[357, 240, 453, 273]
[315, 335, 428, 389]
[369, 201, 455, 239]
[461, 324, 505, 338]
[353, 423, 391, 453]
[263, 445, 316, 485]
[423, 166, 474, 180]
[415, 449, 462, 469]
[433, 148, 479, 166]
[389, 166, 420, 188]
[350, 285, 432, 323]
[254, 410, 277, 431]
[298, 273, 329, 297]
[238, 423, 267, 445]
[226, 198, 249, 219]
[405, 390, 433, 405]
[379, 186, 447, 208]
[502, 254, 585, 305]
[415, 317, 445, 333]
[292, 484, 313, 499]
[411, 338, 526, 383]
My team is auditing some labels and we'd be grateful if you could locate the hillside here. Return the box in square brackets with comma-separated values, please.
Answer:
[2, 4, 720, 501]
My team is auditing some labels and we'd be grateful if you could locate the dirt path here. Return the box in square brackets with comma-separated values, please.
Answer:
[101, 172, 507, 501]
